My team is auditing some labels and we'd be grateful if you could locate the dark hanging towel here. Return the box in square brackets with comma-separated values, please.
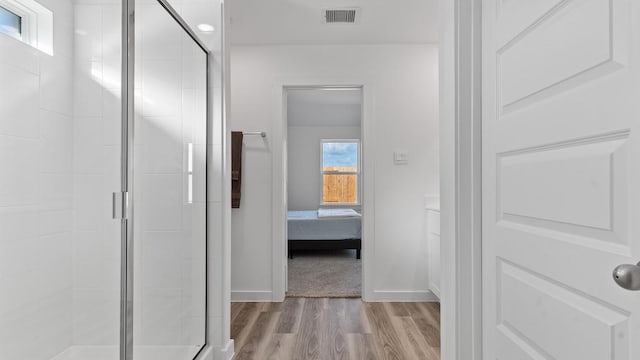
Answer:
[231, 131, 243, 208]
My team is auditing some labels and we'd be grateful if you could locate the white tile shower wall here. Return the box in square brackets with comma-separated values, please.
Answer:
[0, 0, 75, 359]
[1, 0, 225, 357]
[71, 2, 121, 346]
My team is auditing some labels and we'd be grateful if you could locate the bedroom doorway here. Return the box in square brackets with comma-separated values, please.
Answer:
[284, 87, 364, 298]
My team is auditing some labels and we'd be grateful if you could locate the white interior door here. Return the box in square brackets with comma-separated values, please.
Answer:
[482, 0, 640, 358]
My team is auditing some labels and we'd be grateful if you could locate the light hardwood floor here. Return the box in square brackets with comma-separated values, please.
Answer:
[231, 298, 441, 360]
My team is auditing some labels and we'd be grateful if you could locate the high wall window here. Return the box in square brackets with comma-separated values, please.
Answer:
[321, 140, 360, 205]
[0, 5, 21, 40]
[0, 0, 53, 55]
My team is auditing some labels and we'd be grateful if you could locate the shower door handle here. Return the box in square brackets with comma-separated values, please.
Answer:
[112, 192, 129, 220]
[613, 262, 640, 291]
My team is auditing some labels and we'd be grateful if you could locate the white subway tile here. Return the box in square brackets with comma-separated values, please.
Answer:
[181, 38, 207, 91]
[39, 173, 73, 209]
[37, 290, 72, 359]
[0, 208, 39, 240]
[102, 91, 122, 145]
[0, 37, 40, 75]
[73, 231, 102, 268]
[73, 174, 103, 231]
[0, 235, 38, 279]
[183, 202, 205, 259]
[139, 117, 183, 173]
[74, 5, 102, 62]
[0, 66, 40, 138]
[140, 174, 183, 231]
[39, 209, 73, 236]
[74, 64, 104, 117]
[182, 315, 206, 346]
[38, 232, 73, 297]
[182, 89, 206, 145]
[40, 110, 73, 173]
[141, 60, 182, 118]
[72, 289, 119, 345]
[54, 21, 75, 60]
[102, 4, 122, 90]
[0, 300, 41, 360]
[74, 117, 103, 173]
[39, 55, 73, 116]
[137, 4, 182, 61]
[140, 288, 182, 345]
[142, 231, 183, 289]
[0, 136, 39, 206]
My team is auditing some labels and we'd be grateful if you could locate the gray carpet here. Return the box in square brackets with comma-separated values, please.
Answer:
[287, 250, 361, 298]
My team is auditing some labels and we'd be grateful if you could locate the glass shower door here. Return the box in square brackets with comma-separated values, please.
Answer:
[131, 1, 208, 359]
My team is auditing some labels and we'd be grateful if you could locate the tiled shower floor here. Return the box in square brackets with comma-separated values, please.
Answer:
[50, 345, 203, 360]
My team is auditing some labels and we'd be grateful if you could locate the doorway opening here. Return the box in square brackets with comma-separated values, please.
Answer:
[227, 2, 443, 358]
[284, 87, 364, 298]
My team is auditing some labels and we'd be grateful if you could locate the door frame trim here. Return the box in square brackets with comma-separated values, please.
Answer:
[272, 81, 375, 302]
[440, 0, 483, 359]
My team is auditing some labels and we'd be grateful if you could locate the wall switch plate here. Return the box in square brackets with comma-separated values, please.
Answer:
[394, 150, 409, 165]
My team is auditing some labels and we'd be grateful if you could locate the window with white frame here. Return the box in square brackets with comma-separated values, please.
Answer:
[321, 140, 360, 205]
[0, 5, 21, 40]
[0, 0, 53, 55]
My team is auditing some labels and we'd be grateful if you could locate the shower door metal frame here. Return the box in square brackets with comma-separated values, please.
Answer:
[120, 1, 212, 359]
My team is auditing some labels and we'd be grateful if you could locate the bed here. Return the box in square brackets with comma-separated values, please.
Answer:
[287, 209, 362, 259]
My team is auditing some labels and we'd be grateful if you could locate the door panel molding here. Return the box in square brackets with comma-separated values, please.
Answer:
[498, 0, 628, 114]
[497, 131, 629, 242]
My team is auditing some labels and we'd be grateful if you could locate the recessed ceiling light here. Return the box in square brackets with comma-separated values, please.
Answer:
[197, 24, 215, 32]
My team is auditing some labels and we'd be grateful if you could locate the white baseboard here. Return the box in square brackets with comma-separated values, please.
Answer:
[368, 290, 440, 302]
[232, 290, 438, 302]
[231, 290, 274, 302]
[221, 340, 234, 360]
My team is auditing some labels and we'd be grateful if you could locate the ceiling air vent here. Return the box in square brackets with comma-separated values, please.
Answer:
[324, 9, 359, 24]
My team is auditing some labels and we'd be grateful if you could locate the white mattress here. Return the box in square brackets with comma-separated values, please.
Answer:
[287, 210, 361, 240]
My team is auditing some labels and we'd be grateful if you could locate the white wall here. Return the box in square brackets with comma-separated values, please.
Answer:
[288, 102, 361, 127]
[0, 0, 75, 359]
[230, 44, 439, 301]
[287, 125, 361, 210]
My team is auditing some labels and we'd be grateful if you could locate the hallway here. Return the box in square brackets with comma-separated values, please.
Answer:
[231, 298, 441, 359]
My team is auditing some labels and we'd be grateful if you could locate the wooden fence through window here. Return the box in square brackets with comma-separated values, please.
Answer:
[323, 167, 358, 204]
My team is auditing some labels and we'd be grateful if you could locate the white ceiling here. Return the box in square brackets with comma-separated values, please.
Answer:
[229, 0, 439, 45]
[287, 88, 362, 127]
